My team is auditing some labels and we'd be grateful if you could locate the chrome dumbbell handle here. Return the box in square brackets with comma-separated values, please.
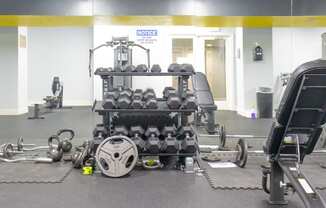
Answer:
[0, 144, 24, 158]
[0, 151, 24, 157]
[0, 157, 53, 163]
[21, 146, 51, 151]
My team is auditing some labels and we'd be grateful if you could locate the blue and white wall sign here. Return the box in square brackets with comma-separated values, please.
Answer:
[136, 29, 159, 44]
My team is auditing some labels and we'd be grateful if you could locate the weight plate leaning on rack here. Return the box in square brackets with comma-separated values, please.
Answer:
[95, 135, 138, 177]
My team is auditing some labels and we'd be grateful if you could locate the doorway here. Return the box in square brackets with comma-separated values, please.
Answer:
[170, 34, 234, 110]
[204, 39, 226, 101]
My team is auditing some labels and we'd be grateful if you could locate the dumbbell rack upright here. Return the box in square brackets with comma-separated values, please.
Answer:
[93, 70, 197, 158]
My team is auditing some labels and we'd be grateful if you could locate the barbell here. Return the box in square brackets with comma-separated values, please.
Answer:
[203, 138, 248, 168]
[200, 138, 326, 168]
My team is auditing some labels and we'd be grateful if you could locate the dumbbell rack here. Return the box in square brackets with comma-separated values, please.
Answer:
[93, 70, 197, 158]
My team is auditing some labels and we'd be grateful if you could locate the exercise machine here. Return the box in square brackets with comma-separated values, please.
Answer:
[192, 72, 219, 134]
[28, 77, 64, 119]
[262, 59, 326, 207]
[88, 37, 151, 88]
[44, 76, 63, 109]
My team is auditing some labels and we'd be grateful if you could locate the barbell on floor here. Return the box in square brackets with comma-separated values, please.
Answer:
[200, 139, 326, 168]
[0, 157, 53, 163]
[201, 138, 249, 168]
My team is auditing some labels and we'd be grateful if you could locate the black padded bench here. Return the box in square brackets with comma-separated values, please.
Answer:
[192, 72, 218, 134]
[263, 59, 326, 207]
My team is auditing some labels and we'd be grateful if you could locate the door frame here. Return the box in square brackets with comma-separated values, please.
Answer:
[197, 35, 235, 110]
[170, 32, 235, 110]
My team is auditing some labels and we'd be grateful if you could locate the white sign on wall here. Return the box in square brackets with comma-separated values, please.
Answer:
[136, 29, 158, 45]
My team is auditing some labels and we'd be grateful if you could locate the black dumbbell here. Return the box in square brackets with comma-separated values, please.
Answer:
[93, 126, 108, 139]
[151, 64, 162, 73]
[95, 67, 110, 73]
[130, 126, 146, 152]
[179, 126, 197, 153]
[163, 87, 176, 99]
[145, 98, 158, 109]
[120, 89, 133, 98]
[113, 126, 129, 136]
[145, 126, 161, 154]
[180, 63, 194, 73]
[134, 89, 143, 94]
[132, 89, 143, 100]
[117, 95, 131, 109]
[167, 95, 182, 110]
[125, 65, 135, 72]
[161, 126, 178, 153]
[168, 63, 181, 72]
[134, 64, 148, 72]
[131, 98, 144, 109]
[103, 95, 117, 109]
[182, 91, 197, 109]
[116, 90, 132, 109]
[143, 88, 156, 100]
[164, 88, 181, 109]
[104, 90, 119, 100]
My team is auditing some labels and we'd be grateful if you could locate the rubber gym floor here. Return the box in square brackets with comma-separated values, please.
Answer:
[0, 107, 324, 208]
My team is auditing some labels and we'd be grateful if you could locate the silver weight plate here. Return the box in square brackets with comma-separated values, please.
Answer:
[95, 135, 138, 177]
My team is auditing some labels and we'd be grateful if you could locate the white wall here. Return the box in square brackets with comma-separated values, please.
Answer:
[243, 28, 273, 114]
[273, 27, 325, 81]
[93, 25, 236, 110]
[27, 27, 93, 106]
[0, 28, 19, 114]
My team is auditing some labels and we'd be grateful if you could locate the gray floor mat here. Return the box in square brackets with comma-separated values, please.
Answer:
[0, 162, 72, 184]
[199, 155, 326, 190]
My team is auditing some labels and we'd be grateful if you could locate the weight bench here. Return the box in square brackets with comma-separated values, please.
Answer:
[192, 72, 218, 134]
[263, 59, 326, 207]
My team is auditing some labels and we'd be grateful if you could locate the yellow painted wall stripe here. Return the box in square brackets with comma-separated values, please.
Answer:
[1, 15, 326, 27]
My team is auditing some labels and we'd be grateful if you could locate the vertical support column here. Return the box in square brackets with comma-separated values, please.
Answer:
[269, 161, 288, 205]
[17, 27, 28, 114]
[0, 27, 28, 115]
[322, 33, 326, 60]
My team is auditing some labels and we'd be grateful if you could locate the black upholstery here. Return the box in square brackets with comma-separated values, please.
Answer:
[192, 72, 217, 110]
[265, 59, 326, 160]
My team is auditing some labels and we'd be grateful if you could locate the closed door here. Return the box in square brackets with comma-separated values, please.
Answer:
[205, 39, 226, 101]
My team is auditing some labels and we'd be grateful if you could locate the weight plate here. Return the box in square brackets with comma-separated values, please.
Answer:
[234, 138, 248, 168]
[95, 135, 138, 178]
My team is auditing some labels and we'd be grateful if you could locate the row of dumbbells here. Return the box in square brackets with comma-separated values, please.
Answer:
[96, 63, 194, 74]
[95, 125, 197, 154]
[103, 88, 158, 109]
[163, 87, 197, 109]
[103, 87, 197, 110]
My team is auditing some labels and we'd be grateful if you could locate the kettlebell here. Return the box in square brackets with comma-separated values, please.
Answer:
[56, 129, 75, 153]
[47, 135, 63, 162]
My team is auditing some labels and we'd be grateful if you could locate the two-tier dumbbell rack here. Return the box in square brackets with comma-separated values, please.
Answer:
[93, 69, 197, 158]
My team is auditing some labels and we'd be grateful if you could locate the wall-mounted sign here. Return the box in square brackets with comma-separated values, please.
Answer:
[136, 29, 158, 45]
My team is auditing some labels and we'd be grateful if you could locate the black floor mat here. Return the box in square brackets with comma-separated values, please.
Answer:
[199, 155, 326, 190]
[0, 162, 72, 184]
